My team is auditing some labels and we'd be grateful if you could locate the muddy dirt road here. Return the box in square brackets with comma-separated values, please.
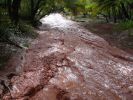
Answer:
[1, 14, 133, 100]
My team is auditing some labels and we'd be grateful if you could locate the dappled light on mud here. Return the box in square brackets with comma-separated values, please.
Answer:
[1, 13, 133, 100]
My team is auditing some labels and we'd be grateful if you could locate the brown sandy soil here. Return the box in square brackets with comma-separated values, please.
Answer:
[0, 14, 133, 100]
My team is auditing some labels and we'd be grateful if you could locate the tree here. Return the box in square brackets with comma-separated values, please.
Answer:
[7, 0, 21, 24]
[92, 0, 133, 22]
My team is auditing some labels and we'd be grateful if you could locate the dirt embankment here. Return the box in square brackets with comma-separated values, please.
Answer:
[81, 22, 133, 55]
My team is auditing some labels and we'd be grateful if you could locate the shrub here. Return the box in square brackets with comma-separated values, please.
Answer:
[119, 20, 133, 30]
[18, 22, 38, 38]
[0, 21, 38, 49]
[117, 20, 133, 36]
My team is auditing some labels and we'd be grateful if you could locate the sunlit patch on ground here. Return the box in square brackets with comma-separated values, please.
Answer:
[40, 13, 74, 28]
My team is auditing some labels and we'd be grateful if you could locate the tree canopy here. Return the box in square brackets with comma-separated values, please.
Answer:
[0, 0, 133, 24]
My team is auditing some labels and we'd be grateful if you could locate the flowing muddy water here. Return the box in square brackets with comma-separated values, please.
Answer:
[1, 13, 133, 100]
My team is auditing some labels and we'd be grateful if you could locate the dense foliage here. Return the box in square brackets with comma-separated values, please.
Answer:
[0, 0, 133, 24]
[0, 0, 133, 47]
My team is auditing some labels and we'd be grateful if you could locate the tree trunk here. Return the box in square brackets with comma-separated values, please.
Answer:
[121, 3, 130, 20]
[12, 0, 21, 24]
[30, 0, 42, 24]
[112, 8, 117, 23]
[7, 0, 21, 24]
[7, 0, 12, 21]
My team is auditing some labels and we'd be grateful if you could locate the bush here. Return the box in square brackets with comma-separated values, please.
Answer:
[18, 22, 38, 38]
[0, 21, 38, 49]
[119, 20, 133, 30]
[118, 20, 133, 35]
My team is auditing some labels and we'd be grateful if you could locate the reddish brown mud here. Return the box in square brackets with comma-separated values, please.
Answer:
[0, 14, 133, 100]
[81, 23, 133, 55]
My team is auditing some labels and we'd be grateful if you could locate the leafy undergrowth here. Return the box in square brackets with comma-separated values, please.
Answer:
[0, 22, 38, 69]
[117, 20, 133, 36]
